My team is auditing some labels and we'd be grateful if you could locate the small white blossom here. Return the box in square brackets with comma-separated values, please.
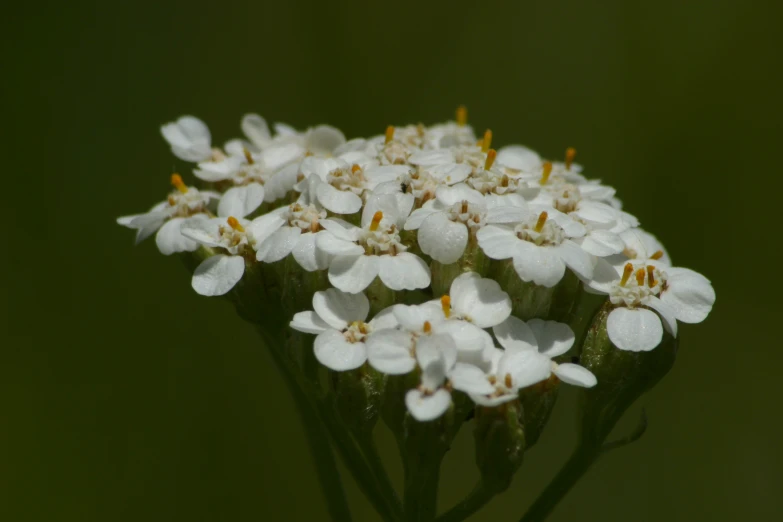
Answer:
[161, 116, 212, 162]
[404, 334, 458, 421]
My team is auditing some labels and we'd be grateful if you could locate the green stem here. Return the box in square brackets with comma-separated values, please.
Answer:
[357, 434, 402, 514]
[435, 483, 496, 522]
[518, 445, 600, 522]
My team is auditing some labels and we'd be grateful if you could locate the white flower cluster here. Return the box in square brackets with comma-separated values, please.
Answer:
[118, 109, 716, 421]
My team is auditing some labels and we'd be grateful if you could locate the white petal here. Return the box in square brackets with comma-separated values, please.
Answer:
[553, 363, 597, 387]
[306, 125, 346, 155]
[366, 329, 416, 375]
[404, 207, 438, 231]
[660, 267, 715, 323]
[485, 206, 529, 224]
[194, 156, 243, 182]
[499, 350, 551, 389]
[329, 255, 379, 293]
[450, 272, 512, 328]
[470, 392, 520, 408]
[368, 306, 400, 331]
[477, 225, 520, 260]
[607, 307, 663, 352]
[579, 230, 625, 257]
[315, 182, 363, 214]
[644, 296, 678, 337]
[416, 334, 458, 373]
[314, 331, 367, 371]
[217, 184, 265, 218]
[512, 243, 566, 288]
[292, 231, 331, 272]
[362, 193, 409, 228]
[264, 164, 299, 202]
[405, 388, 451, 422]
[180, 217, 222, 247]
[316, 231, 364, 256]
[290, 311, 331, 334]
[161, 116, 211, 162]
[418, 213, 468, 264]
[246, 210, 286, 244]
[155, 217, 198, 255]
[313, 288, 369, 330]
[496, 145, 542, 171]
[191, 255, 245, 296]
[434, 184, 484, 206]
[436, 321, 494, 365]
[378, 253, 431, 291]
[527, 319, 574, 357]
[493, 316, 539, 352]
[241, 113, 271, 148]
[392, 302, 443, 331]
[319, 218, 362, 241]
[427, 163, 472, 184]
[408, 149, 455, 166]
[450, 363, 494, 395]
[256, 226, 301, 263]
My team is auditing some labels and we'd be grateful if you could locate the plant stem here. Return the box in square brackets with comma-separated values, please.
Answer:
[435, 483, 496, 522]
[518, 445, 600, 522]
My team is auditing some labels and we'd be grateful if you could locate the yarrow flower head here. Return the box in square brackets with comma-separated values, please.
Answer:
[119, 107, 716, 521]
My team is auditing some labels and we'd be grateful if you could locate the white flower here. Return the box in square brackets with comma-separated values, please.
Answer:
[434, 271, 513, 329]
[617, 228, 671, 265]
[290, 289, 398, 371]
[161, 116, 212, 162]
[658, 267, 715, 324]
[477, 205, 594, 287]
[316, 194, 430, 292]
[405, 334, 458, 421]
[116, 174, 218, 255]
[181, 215, 274, 296]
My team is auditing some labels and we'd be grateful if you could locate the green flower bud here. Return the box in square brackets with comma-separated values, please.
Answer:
[518, 376, 560, 451]
[473, 401, 526, 494]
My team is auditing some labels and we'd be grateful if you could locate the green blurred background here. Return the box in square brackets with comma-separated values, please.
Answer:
[3, 0, 781, 520]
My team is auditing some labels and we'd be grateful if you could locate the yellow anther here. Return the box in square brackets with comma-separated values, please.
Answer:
[620, 263, 634, 286]
[484, 149, 497, 170]
[456, 105, 467, 126]
[650, 250, 664, 260]
[385, 125, 395, 144]
[243, 148, 254, 165]
[635, 268, 646, 287]
[369, 211, 383, 232]
[481, 129, 493, 153]
[227, 216, 245, 232]
[460, 200, 468, 214]
[351, 164, 362, 174]
[541, 161, 553, 184]
[501, 175, 509, 187]
[170, 173, 188, 194]
[423, 321, 432, 333]
[534, 211, 548, 233]
[504, 373, 513, 389]
[565, 147, 577, 170]
[441, 295, 451, 318]
[647, 265, 656, 287]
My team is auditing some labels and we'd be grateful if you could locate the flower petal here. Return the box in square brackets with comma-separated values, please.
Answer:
[241, 113, 271, 148]
[499, 349, 551, 389]
[256, 226, 301, 263]
[416, 334, 458, 372]
[329, 255, 379, 293]
[450, 363, 494, 395]
[366, 329, 416, 375]
[155, 217, 198, 255]
[493, 316, 539, 352]
[607, 307, 663, 352]
[316, 182, 363, 214]
[378, 253, 431, 291]
[316, 231, 364, 256]
[555, 240, 594, 280]
[290, 311, 331, 334]
[161, 116, 211, 162]
[292, 231, 332, 272]
[217, 183, 265, 218]
[496, 145, 542, 171]
[405, 388, 451, 422]
[180, 217, 222, 248]
[660, 267, 715, 323]
[313, 288, 370, 330]
[194, 156, 243, 182]
[512, 243, 566, 288]
[306, 125, 346, 155]
[579, 230, 625, 257]
[553, 363, 597, 387]
[418, 213, 468, 264]
[644, 296, 678, 337]
[314, 330, 367, 371]
[191, 255, 245, 296]
[449, 272, 512, 328]
[477, 225, 519, 260]
[527, 319, 574, 357]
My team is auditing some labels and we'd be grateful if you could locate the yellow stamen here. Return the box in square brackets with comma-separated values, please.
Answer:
[227, 216, 245, 232]
[504, 373, 513, 389]
[456, 105, 467, 126]
[484, 149, 496, 170]
[385, 125, 395, 144]
[541, 161, 553, 184]
[635, 268, 646, 287]
[369, 211, 383, 232]
[243, 148, 254, 165]
[170, 173, 188, 194]
[647, 265, 656, 287]
[501, 175, 509, 187]
[423, 321, 432, 333]
[441, 295, 451, 318]
[460, 200, 468, 214]
[534, 211, 548, 233]
[481, 129, 493, 153]
[650, 250, 664, 260]
[351, 164, 361, 174]
[565, 147, 577, 170]
[620, 263, 634, 286]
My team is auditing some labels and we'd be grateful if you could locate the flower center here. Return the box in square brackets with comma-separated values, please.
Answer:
[446, 200, 483, 230]
[514, 211, 565, 246]
[328, 164, 365, 194]
[218, 216, 251, 250]
[167, 174, 209, 217]
[359, 211, 407, 255]
[286, 203, 326, 232]
[609, 262, 667, 307]
[343, 321, 370, 343]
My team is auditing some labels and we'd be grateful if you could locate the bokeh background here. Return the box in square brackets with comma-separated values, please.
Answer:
[3, 0, 781, 520]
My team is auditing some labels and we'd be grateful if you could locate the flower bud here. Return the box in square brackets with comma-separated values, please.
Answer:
[518, 376, 560, 450]
[577, 302, 678, 447]
[473, 401, 526, 494]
